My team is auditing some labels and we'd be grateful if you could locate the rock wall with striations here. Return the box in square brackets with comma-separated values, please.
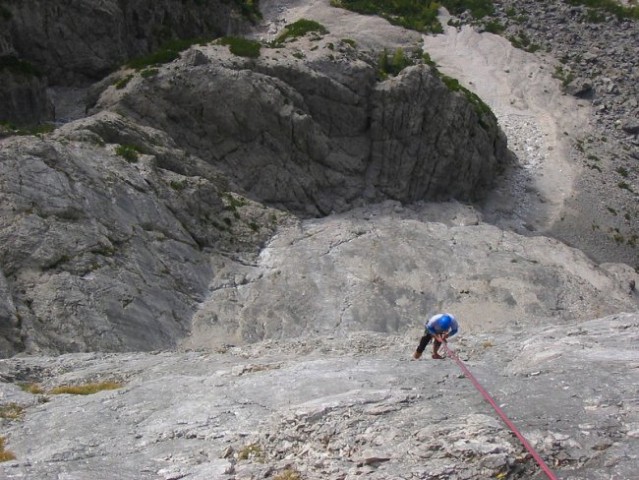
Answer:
[0, 0, 250, 124]
[99, 42, 511, 216]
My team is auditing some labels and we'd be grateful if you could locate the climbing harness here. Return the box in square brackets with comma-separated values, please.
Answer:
[442, 343, 559, 480]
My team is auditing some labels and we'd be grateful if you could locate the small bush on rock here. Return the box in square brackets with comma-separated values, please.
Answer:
[219, 37, 262, 58]
[116, 144, 140, 163]
[128, 37, 211, 70]
[114, 74, 133, 89]
[275, 19, 329, 43]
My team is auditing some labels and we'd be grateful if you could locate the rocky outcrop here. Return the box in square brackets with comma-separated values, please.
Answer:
[0, 67, 53, 125]
[0, 112, 283, 356]
[2, 0, 249, 85]
[99, 42, 510, 216]
[185, 201, 639, 348]
[0, 0, 251, 125]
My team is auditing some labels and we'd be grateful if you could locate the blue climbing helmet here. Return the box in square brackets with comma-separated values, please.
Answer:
[439, 314, 452, 330]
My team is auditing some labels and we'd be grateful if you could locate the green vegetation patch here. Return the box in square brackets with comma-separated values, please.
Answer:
[219, 36, 262, 58]
[116, 144, 141, 163]
[128, 37, 210, 70]
[441, 74, 493, 118]
[331, 0, 494, 33]
[0, 121, 55, 137]
[508, 31, 541, 53]
[275, 19, 329, 43]
[378, 48, 415, 77]
[140, 68, 159, 78]
[114, 74, 134, 89]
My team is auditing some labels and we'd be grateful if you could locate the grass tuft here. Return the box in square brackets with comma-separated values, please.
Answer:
[49, 381, 122, 396]
[0, 403, 25, 420]
[274, 468, 302, 480]
[237, 443, 264, 461]
[18, 383, 45, 394]
[0, 437, 15, 462]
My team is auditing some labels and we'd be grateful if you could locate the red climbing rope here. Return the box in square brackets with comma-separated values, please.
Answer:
[442, 343, 559, 480]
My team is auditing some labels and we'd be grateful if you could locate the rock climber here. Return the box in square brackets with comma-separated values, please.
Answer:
[412, 313, 459, 360]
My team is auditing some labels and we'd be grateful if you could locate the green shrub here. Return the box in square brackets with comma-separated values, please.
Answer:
[552, 66, 575, 87]
[509, 31, 540, 53]
[170, 179, 187, 191]
[378, 48, 414, 77]
[0, 121, 54, 137]
[219, 37, 262, 58]
[116, 144, 140, 163]
[483, 19, 505, 33]
[440, 74, 493, 119]
[128, 37, 210, 70]
[276, 19, 329, 43]
[114, 74, 133, 89]
[140, 68, 159, 78]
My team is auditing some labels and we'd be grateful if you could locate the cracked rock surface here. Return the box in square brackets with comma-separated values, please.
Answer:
[1, 314, 638, 479]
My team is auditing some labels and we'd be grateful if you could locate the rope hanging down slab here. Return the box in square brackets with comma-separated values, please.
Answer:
[442, 343, 559, 480]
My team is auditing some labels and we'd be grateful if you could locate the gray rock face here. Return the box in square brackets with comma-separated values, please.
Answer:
[185, 201, 639, 348]
[2, 0, 246, 85]
[1, 313, 638, 479]
[0, 0, 249, 125]
[102, 43, 510, 216]
[0, 111, 281, 356]
[0, 69, 53, 125]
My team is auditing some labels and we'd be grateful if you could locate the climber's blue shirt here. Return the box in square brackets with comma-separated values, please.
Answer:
[426, 313, 459, 336]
